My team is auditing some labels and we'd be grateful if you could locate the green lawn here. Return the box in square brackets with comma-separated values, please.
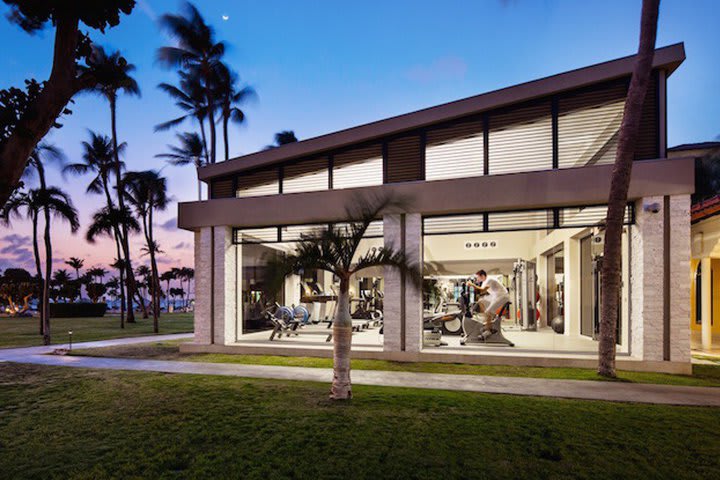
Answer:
[72, 339, 720, 388]
[0, 363, 718, 479]
[0, 313, 193, 348]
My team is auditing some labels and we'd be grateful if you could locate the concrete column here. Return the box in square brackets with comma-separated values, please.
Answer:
[213, 226, 237, 345]
[630, 196, 664, 360]
[669, 195, 691, 362]
[404, 214, 423, 353]
[701, 257, 713, 351]
[193, 228, 213, 344]
[564, 238, 580, 337]
[383, 215, 402, 352]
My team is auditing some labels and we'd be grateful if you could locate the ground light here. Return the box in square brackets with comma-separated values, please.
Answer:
[68, 331, 73, 352]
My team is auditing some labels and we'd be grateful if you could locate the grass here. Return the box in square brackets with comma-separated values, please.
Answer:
[0, 363, 718, 480]
[0, 313, 193, 348]
[72, 339, 720, 388]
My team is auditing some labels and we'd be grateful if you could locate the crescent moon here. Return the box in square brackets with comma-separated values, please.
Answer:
[222, 15, 229, 21]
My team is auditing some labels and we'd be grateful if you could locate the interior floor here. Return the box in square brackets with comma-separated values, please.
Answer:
[691, 330, 720, 356]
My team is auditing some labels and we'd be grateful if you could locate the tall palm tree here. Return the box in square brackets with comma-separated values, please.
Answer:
[87, 206, 140, 328]
[156, 132, 205, 200]
[266, 195, 418, 400]
[65, 257, 84, 280]
[124, 170, 169, 331]
[64, 131, 129, 323]
[155, 71, 210, 164]
[213, 63, 255, 161]
[598, 0, 660, 378]
[157, 1, 226, 164]
[86, 45, 141, 323]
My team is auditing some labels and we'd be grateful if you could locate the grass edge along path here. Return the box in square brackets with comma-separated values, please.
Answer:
[70, 339, 720, 388]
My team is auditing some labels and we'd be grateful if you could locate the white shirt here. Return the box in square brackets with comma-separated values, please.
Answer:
[482, 277, 508, 299]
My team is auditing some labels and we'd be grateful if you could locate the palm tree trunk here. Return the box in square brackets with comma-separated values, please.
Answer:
[42, 205, 52, 345]
[196, 115, 210, 165]
[206, 89, 217, 164]
[31, 214, 44, 335]
[103, 177, 126, 326]
[331, 281, 353, 400]
[598, 0, 660, 377]
[223, 111, 229, 162]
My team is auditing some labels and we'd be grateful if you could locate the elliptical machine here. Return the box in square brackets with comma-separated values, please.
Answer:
[459, 280, 515, 347]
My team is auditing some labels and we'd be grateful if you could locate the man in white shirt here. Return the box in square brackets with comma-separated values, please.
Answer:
[468, 269, 510, 319]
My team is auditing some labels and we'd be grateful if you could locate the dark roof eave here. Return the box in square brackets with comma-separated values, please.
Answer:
[199, 43, 685, 182]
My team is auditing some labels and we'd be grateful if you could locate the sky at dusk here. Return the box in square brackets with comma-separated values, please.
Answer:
[0, 0, 718, 279]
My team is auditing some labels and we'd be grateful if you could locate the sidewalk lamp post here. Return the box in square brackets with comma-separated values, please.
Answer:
[68, 331, 73, 352]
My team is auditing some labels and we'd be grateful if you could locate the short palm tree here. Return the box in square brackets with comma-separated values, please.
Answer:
[213, 63, 256, 161]
[156, 132, 205, 200]
[87, 267, 109, 283]
[265, 130, 298, 150]
[87, 206, 140, 328]
[124, 170, 168, 329]
[160, 270, 176, 309]
[65, 257, 84, 280]
[266, 194, 418, 400]
[157, 1, 225, 164]
[85, 45, 141, 323]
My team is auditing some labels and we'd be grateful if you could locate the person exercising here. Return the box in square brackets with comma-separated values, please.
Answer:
[467, 270, 510, 322]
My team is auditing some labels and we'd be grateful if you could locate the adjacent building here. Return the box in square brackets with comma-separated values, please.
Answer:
[178, 43, 694, 373]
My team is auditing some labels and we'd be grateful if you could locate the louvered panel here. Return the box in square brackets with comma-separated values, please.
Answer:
[210, 177, 234, 199]
[488, 102, 552, 175]
[558, 82, 626, 168]
[487, 210, 550, 231]
[236, 168, 279, 198]
[387, 135, 422, 183]
[234, 227, 279, 243]
[283, 157, 329, 193]
[333, 145, 383, 189]
[280, 224, 328, 242]
[636, 71, 659, 160]
[423, 214, 485, 234]
[425, 120, 484, 180]
[560, 205, 632, 227]
[333, 220, 384, 238]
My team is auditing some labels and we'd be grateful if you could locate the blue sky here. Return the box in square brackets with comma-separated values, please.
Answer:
[1, 0, 718, 273]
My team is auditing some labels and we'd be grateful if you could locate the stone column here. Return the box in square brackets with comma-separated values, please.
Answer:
[669, 195, 691, 362]
[701, 257, 713, 351]
[383, 215, 402, 352]
[213, 226, 237, 345]
[404, 214, 424, 353]
[193, 227, 213, 344]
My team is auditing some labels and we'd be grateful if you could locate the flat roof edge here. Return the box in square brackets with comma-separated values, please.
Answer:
[199, 43, 685, 181]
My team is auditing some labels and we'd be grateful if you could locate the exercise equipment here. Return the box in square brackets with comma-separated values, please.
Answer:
[267, 302, 332, 342]
[300, 281, 337, 324]
[512, 259, 537, 331]
[460, 301, 515, 347]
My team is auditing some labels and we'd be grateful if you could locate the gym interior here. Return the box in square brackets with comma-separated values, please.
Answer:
[229, 205, 632, 357]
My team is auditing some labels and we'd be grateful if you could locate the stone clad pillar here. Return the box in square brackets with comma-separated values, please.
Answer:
[700, 257, 713, 351]
[193, 227, 213, 345]
[383, 214, 423, 353]
[669, 195, 691, 362]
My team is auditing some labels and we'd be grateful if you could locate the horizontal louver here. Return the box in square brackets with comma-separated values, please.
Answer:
[235, 227, 279, 243]
[387, 135, 422, 183]
[333, 220, 384, 238]
[558, 82, 626, 169]
[280, 224, 328, 242]
[211, 177, 234, 199]
[236, 169, 279, 198]
[488, 102, 552, 175]
[488, 210, 550, 230]
[560, 205, 632, 227]
[333, 145, 383, 189]
[636, 72, 659, 160]
[283, 157, 329, 193]
[424, 214, 485, 235]
[425, 120, 484, 181]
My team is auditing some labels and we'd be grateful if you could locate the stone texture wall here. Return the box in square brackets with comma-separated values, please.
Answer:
[194, 228, 213, 344]
[383, 215, 402, 352]
[213, 227, 236, 345]
[669, 195, 691, 362]
[404, 214, 424, 352]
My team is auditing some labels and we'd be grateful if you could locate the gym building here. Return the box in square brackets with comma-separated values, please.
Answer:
[178, 43, 695, 374]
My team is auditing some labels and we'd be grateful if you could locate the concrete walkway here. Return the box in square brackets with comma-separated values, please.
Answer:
[1, 334, 718, 407]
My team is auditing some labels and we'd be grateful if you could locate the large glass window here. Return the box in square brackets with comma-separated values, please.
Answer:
[422, 211, 631, 354]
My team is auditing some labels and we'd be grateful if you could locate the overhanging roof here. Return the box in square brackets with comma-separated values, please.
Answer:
[199, 43, 685, 182]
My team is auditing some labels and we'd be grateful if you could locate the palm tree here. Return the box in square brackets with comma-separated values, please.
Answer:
[180, 267, 194, 308]
[160, 270, 176, 310]
[266, 195, 418, 399]
[266, 130, 298, 149]
[85, 45, 141, 323]
[52, 269, 72, 302]
[157, 1, 226, 164]
[156, 132, 205, 200]
[87, 206, 140, 328]
[106, 276, 120, 306]
[65, 131, 129, 322]
[156, 71, 210, 163]
[87, 267, 108, 283]
[65, 257, 84, 280]
[213, 63, 255, 161]
[124, 170, 168, 331]
[598, 0, 660, 378]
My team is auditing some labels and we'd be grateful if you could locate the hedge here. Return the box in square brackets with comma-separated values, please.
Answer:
[49, 302, 108, 318]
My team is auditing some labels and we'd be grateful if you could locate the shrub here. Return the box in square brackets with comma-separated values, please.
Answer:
[49, 302, 107, 318]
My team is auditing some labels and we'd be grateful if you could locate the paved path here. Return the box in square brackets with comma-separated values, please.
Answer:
[1, 333, 718, 406]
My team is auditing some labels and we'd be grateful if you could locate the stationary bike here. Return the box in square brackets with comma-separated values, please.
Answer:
[459, 283, 515, 347]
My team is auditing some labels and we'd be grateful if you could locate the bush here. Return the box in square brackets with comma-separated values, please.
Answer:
[49, 302, 107, 318]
